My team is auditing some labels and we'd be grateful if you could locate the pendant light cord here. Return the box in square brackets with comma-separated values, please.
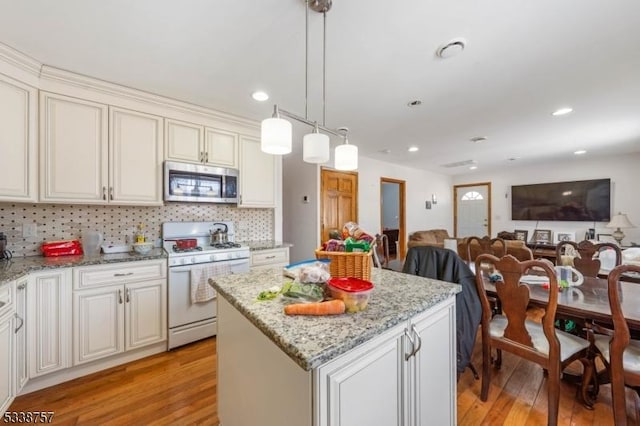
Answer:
[305, 1, 309, 120]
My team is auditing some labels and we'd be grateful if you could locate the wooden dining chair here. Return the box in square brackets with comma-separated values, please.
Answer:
[584, 264, 640, 426]
[372, 233, 390, 269]
[465, 236, 507, 262]
[474, 254, 593, 425]
[556, 240, 622, 277]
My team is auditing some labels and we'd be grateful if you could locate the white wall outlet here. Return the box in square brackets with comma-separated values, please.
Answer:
[23, 223, 37, 238]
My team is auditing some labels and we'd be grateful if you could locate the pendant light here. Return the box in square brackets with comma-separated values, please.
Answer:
[334, 128, 358, 171]
[259, 0, 357, 169]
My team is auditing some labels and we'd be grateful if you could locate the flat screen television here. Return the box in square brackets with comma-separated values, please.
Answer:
[511, 178, 611, 222]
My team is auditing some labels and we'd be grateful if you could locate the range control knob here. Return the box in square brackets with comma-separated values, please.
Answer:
[191, 257, 196, 264]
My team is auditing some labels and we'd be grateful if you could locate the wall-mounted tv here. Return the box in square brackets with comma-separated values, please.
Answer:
[511, 178, 611, 222]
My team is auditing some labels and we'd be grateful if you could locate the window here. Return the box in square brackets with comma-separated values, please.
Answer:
[461, 191, 484, 201]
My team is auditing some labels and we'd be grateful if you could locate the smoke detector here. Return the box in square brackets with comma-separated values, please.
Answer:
[436, 38, 467, 59]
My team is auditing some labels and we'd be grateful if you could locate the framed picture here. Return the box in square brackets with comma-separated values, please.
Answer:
[554, 231, 576, 244]
[597, 233, 618, 245]
[514, 229, 528, 242]
[531, 229, 552, 244]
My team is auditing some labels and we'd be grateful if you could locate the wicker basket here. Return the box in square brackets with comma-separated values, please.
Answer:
[315, 249, 372, 281]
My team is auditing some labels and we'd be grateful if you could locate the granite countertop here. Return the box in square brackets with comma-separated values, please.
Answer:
[242, 241, 293, 251]
[212, 267, 460, 371]
[0, 248, 167, 286]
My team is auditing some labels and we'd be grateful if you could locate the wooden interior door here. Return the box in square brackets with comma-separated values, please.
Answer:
[320, 168, 358, 243]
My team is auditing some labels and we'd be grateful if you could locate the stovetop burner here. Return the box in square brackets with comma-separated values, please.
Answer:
[211, 242, 241, 249]
[172, 245, 204, 253]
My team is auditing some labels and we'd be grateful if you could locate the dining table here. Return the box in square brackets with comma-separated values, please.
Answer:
[482, 274, 640, 331]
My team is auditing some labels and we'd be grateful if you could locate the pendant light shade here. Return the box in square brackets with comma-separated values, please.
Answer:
[303, 131, 330, 163]
[261, 117, 292, 155]
[335, 143, 358, 171]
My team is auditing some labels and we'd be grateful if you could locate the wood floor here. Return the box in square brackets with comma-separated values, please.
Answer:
[9, 318, 640, 425]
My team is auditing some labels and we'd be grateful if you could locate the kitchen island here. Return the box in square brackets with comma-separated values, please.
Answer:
[212, 267, 460, 426]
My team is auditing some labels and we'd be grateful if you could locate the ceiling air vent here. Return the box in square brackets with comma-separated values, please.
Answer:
[441, 159, 477, 168]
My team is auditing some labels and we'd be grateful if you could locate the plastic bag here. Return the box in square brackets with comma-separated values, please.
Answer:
[298, 261, 331, 284]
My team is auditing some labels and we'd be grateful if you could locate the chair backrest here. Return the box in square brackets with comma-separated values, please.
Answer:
[465, 236, 507, 262]
[372, 233, 390, 269]
[556, 240, 622, 277]
[606, 264, 640, 417]
[474, 254, 560, 360]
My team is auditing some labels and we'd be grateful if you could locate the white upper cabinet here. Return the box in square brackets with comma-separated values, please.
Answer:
[0, 75, 37, 202]
[40, 93, 164, 205]
[204, 127, 238, 168]
[109, 107, 164, 205]
[165, 119, 204, 164]
[40, 92, 109, 203]
[166, 119, 239, 169]
[239, 135, 277, 208]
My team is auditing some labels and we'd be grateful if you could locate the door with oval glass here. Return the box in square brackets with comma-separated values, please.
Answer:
[454, 182, 491, 238]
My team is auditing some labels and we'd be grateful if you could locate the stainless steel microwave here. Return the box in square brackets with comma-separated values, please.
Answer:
[164, 161, 238, 204]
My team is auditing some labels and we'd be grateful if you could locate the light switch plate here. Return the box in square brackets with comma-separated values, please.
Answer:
[23, 223, 37, 238]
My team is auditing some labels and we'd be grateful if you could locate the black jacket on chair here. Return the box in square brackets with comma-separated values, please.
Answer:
[402, 245, 481, 374]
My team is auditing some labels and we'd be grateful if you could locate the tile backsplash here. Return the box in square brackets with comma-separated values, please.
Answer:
[0, 202, 273, 257]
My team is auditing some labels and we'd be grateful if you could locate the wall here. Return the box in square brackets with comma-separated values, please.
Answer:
[451, 152, 640, 245]
[282, 153, 453, 263]
[0, 202, 273, 257]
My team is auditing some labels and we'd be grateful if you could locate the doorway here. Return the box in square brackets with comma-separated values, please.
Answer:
[454, 182, 491, 238]
[320, 168, 358, 243]
[380, 178, 406, 260]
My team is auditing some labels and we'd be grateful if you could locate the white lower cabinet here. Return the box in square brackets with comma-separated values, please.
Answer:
[251, 247, 290, 270]
[0, 301, 14, 414]
[27, 269, 72, 378]
[315, 300, 455, 426]
[73, 261, 167, 365]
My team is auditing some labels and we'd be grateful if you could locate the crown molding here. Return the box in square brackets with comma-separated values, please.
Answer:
[39, 65, 259, 130]
[0, 42, 42, 78]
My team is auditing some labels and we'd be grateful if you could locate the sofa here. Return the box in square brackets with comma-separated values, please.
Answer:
[407, 229, 454, 249]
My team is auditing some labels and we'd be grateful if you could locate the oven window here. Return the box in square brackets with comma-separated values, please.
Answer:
[168, 170, 222, 198]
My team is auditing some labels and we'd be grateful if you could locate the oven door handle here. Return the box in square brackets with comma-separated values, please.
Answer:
[169, 258, 250, 273]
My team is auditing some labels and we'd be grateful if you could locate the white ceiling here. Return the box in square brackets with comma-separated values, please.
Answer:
[1, 0, 639, 175]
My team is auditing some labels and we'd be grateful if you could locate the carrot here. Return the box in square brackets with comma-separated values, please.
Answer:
[284, 299, 346, 316]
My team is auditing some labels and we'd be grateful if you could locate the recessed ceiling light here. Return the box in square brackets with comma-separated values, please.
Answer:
[552, 107, 573, 116]
[574, 150, 587, 155]
[408, 146, 419, 152]
[379, 149, 391, 154]
[251, 91, 269, 101]
[470, 136, 487, 143]
[469, 165, 478, 170]
[407, 100, 422, 107]
[507, 157, 520, 161]
[436, 38, 467, 59]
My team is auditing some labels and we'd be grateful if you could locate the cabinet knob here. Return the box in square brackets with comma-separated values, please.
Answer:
[114, 272, 134, 277]
[110, 187, 114, 200]
[410, 324, 422, 357]
[118, 289, 123, 304]
[205, 152, 209, 162]
[102, 186, 107, 200]
[126, 289, 130, 303]
[14, 313, 24, 334]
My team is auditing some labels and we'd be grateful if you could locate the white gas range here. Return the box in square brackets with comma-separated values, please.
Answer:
[162, 221, 250, 349]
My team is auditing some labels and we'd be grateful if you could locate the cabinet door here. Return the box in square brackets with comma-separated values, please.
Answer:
[205, 127, 238, 168]
[73, 286, 124, 365]
[239, 135, 277, 208]
[316, 324, 406, 426]
[110, 107, 164, 205]
[125, 279, 167, 351]
[40, 92, 108, 203]
[0, 314, 13, 414]
[410, 300, 456, 426]
[0, 75, 37, 202]
[27, 269, 72, 378]
[14, 278, 28, 395]
[165, 119, 204, 163]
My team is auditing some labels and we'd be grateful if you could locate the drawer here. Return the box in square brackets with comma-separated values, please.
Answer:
[0, 281, 14, 318]
[251, 248, 289, 267]
[74, 259, 166, 290]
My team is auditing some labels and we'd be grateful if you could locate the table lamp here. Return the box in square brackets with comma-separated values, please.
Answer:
[606, 212, 636, 245]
